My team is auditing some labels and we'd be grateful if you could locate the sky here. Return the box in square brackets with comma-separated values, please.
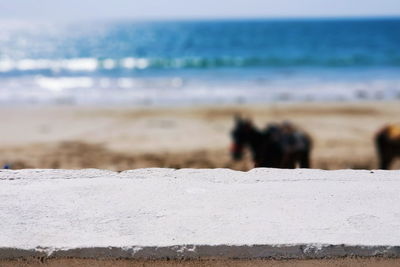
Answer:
[1, 0, 400, 22]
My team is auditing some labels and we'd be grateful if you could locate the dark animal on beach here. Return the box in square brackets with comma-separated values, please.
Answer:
[230, 116, 312, 168]
[375, 124, 400, 169]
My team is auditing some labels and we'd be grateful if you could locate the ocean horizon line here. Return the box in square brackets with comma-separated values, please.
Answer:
[2, 15, 400, 25]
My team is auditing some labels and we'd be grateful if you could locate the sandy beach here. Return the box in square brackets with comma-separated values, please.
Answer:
[1, 101, 399, 171]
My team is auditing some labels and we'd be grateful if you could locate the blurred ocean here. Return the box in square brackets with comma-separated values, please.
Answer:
[0, 18, 400, 105]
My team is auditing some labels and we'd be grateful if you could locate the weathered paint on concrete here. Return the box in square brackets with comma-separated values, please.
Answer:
[0, 168, 399, 259]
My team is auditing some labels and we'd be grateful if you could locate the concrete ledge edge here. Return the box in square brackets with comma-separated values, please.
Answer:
[1, 245, 400, 260]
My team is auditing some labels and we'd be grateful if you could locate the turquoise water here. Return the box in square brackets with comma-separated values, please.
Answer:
[1, 18, 400, 105]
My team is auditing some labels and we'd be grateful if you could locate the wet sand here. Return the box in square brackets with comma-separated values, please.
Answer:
[1, 101, 400, 170]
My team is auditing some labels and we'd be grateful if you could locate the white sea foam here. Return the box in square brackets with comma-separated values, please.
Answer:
[0, 58, 153, 73]
[0, 59, 14, 72]
[35, 77, 94, 91]
[121, 58, 135, 69]
[103, 59, 116, 70]
[0, 58, 98, 72]
[0, 75, 397, 106]
[121, 57, 149, 69]
[0, 64, 399, 105]
[61, 58, 98, 72]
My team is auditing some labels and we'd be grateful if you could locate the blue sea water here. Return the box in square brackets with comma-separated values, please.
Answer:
[0, 18, 400, 105]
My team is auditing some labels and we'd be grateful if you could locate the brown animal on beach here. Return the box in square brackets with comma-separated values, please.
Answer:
[230, 116, 312, 169]
[375, 124, 400, 169]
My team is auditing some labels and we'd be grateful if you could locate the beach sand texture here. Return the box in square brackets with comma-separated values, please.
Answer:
[1, 101, 400, 170]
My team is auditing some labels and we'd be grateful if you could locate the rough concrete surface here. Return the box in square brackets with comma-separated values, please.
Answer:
[0, 168, 399, 260]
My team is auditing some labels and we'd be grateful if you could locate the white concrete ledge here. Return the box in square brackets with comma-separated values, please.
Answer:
[0, 168, 400, 259]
